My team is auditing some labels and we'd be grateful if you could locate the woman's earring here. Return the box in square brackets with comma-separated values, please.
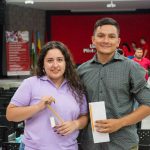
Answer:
[43, 68, 46, 74]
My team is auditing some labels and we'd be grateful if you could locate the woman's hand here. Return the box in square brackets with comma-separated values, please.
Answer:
[37, 96, 55, 111]
[54, 120, 79, 136]
[95, 118, 123, 133]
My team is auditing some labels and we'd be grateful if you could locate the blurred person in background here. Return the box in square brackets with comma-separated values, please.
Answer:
[133, 47, 150, 80]
[140, 37, 150, 59]
[131, 41, 137, 52]
[122, 42, 134, 59]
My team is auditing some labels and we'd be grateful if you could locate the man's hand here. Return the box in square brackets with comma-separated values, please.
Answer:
[95, 118, 123, 133]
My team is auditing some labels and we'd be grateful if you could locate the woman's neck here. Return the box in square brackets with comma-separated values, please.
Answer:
[53, 78, 64, 88]
[47, 76, 64, 88]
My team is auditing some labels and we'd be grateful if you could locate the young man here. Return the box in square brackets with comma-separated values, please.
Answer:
[140, 37, 150, 59]
[78, 17, 150, 150]
[133, 47, 150, 80]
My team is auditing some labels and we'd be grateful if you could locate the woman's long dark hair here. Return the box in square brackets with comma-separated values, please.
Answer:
[36, 41, 85, 103]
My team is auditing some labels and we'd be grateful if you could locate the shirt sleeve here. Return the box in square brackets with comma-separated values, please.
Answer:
[130, 62, 150, 106]
[10, 78, 32, 106]
[79, 95, 88, 115]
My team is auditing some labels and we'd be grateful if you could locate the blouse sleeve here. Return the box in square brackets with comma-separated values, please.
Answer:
[79, 95, 88, 115]
[10, 78, 32, 106]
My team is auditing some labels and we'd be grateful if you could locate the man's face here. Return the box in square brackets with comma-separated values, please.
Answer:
[140, 39, 145, 45]
[92, 25, 120, 55]
[135, 49, 143, 59]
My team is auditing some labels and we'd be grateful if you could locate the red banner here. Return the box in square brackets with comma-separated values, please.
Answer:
[6, 31, 30, 76]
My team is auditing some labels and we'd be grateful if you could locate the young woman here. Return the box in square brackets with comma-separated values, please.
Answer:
[6, 41, 88, 150]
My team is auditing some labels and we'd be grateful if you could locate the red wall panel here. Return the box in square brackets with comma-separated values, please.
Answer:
[50, 14, 150, 64]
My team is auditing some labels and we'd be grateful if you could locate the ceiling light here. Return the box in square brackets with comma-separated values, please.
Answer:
[25, 0, 34, 4]
[107, 0, 116, 8]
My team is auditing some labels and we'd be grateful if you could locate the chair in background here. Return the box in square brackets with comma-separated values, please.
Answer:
[137, 129, 150, 150]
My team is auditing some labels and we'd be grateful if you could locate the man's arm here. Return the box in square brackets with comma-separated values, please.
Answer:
[95, 105, 150, 133]
[143, 49, 148, 58]
[120, 105, 150, 127]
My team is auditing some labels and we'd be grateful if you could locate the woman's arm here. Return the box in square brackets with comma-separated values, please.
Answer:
[6, 103, 41, 122]
[6, 96, 55, 122]
[74, 114, 89, 129]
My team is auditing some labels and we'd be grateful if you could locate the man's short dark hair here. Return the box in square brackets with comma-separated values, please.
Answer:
[93, 17, 120, 36]
[136, 47, 143, 51]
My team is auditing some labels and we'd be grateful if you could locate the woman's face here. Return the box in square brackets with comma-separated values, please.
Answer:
[43, 48, 66, 84]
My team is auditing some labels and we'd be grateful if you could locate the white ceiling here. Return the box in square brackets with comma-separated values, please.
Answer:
[6, 0, 150, 12]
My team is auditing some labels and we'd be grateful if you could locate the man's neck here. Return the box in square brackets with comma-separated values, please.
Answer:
[135, 57, 142, 61]
[97, 52, 115, 64]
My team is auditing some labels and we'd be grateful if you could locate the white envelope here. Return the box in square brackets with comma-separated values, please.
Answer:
[50, 117, 56, 128]
[89, 101, 110, 143]
[141, 115, 150, 129]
